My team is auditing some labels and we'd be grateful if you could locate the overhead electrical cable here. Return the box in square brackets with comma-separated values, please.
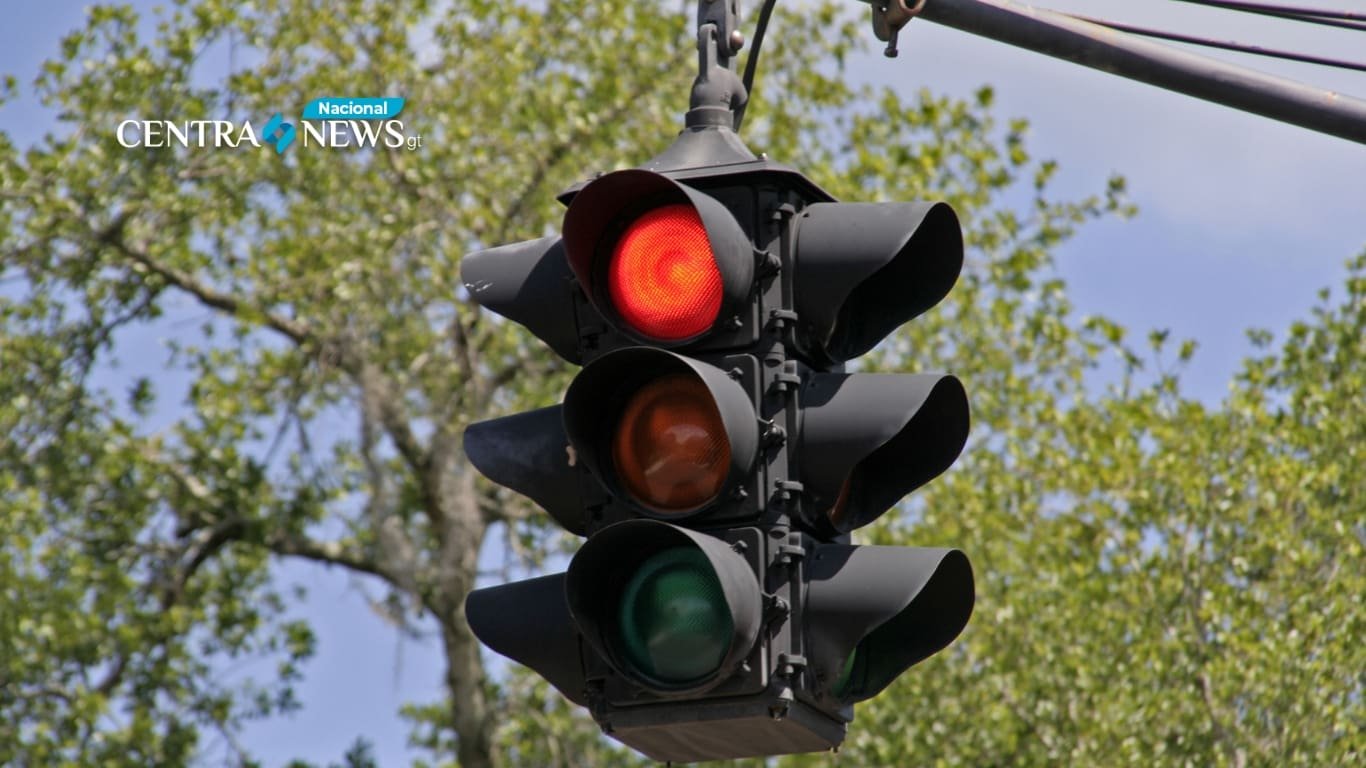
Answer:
[1168, 0, 1366, 32]
[733, 0, 778, 131]
[1070, 14, 1366, 73]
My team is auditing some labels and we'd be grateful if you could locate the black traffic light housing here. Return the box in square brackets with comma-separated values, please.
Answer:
[566, 520, 764, 697]
[461, 92, 974, 759]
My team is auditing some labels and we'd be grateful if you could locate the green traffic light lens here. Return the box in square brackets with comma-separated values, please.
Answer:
[833, 646, 858, 698]
[615, 547, 732, 687]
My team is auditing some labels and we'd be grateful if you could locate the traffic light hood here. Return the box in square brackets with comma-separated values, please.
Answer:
[562, 169, 755, 346]
[463, 405, 587, 535]
[793, 201, 962, 364]
[565, 520, 763, 696]
[459, 236, 583, 364]
[806, 545, 974, 705]
[799, 373, 969, 537]
[563, 346, 759, 519]
[465, 573, 589, 706]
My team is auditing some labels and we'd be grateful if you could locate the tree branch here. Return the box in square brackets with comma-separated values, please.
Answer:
[93, 516, 240, 698]
[110, 233, 312, 347]
[265, 533, 392, 582]
[355, 360, 428, 476]
[493, 53, 687, 245]
[104, 214, 433, 499]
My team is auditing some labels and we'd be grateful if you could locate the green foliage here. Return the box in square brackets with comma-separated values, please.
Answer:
[1, 0, 1360, 766]
[816, 252, 1364, 767]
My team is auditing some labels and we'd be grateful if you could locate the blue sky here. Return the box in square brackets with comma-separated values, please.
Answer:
[3, 2, 1364, 766]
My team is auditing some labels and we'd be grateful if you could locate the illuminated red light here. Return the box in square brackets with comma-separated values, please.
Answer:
[607, 204, 723, 341]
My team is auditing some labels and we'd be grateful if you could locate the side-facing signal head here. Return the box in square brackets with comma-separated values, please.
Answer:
[799, 373, 969, 538]
[792, 201, 962, 365]
[806, 545, 973, 705]
[460, 236, 583, 364]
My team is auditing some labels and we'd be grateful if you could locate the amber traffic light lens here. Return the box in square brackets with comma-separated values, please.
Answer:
[607, 204, 723, 342]
[612, 373, 730, 514]
[826, 475, 854, 531]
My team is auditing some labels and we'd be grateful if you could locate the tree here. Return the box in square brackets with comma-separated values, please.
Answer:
[0, 1, 681, 764]
[2, 2, 1360, 768]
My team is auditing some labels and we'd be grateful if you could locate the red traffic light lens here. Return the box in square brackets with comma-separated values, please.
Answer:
[612, 373, 731, 514]
[607, 204, 723, 341]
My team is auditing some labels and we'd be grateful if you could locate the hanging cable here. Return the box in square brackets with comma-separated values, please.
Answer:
[733, 0, 778, 131]
[1070, 14, 1366, 73]
[1168, 0, 1366, 32]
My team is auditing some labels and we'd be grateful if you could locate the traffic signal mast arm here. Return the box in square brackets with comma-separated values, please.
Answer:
[868, 0, 1366, 145]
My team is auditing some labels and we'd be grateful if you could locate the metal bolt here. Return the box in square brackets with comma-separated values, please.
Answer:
[730, 30, 745, 51]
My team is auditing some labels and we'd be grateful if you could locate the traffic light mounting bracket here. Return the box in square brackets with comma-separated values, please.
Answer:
[688, 0, 747, 128]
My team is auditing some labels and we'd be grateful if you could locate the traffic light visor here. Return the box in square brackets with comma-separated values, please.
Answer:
[800, 373, 969, 537]
[464, 405, 587, 535]
[806, 545, 974, 705]
[793, 202, 962, 364]
[566, 520, 762, 695]
[564, 347, 758, 520]
[459, 236, 582, 363]
[564, 169, 753, 346]
[465, 573, 589, 706]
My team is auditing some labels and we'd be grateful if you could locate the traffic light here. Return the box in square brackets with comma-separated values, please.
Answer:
[562, 169, 755, 351]
[460, 143, 974, 761]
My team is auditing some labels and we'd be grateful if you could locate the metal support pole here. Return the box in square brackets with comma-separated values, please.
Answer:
[687, 0, 749, 129]
[909, 0, 1366, 145]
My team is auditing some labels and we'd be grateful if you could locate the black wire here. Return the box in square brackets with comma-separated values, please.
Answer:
[1169, 0, 1366, 32]
[1072, 14, 1366, 73]
[733, 0, 778, 131]
[1170, 0, 1366, 21]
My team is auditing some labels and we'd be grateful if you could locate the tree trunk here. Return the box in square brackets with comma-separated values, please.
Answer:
[443, 603, 496, 768]
[434, 449, 497, 768]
